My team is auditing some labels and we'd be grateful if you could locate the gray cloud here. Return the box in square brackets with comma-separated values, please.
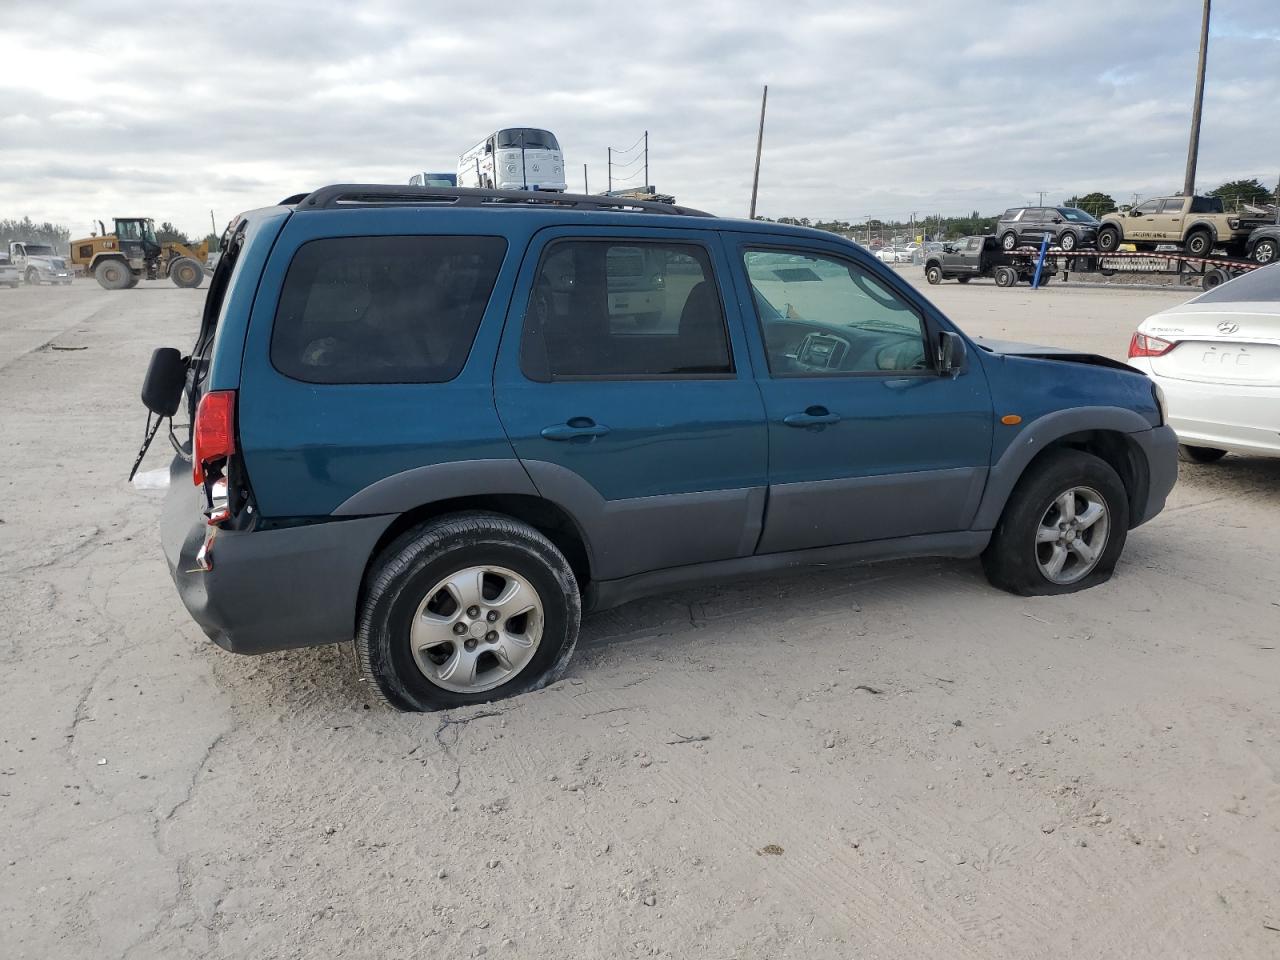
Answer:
[0, 0, 1276, 236]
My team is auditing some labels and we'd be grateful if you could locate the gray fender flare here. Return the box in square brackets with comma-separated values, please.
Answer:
[971, 406, 1153, 530]
[331, 459, 538, 515]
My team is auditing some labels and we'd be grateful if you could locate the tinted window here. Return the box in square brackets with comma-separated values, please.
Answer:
[744, 249, 929, 376]
[1190, 196, 1224, 213]
[1058, 207, 1097, 223]
[1159, 198, 1186, 213]
[1002, 208, 1022, 220]
[521, 240, 731, 379]
[1133, 200, 1160, 215]
[271, 235, 506, 384]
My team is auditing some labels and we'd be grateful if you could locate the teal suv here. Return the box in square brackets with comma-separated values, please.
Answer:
[139, 185, 1177, 710]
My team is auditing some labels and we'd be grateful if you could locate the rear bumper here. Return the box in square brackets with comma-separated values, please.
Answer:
[1134, 364, 1280, 456]
[1131, 425, 1179, 526]
[161, 458, 394, 654]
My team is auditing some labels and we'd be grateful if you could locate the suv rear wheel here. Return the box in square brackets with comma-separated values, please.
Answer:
[982, 449, 1129, 596]
[356, 513, 581, 711]
[1252, 238, 1278, 265]
[1096, 225, 1121, 253]
[1000, 231, 1018, 251]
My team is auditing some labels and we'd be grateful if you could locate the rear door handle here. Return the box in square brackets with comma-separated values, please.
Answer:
[540, 417, 611, 441]
[783, 406, 840, 427]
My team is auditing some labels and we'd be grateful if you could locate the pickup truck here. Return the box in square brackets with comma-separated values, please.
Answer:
[7, 241, 73, 285]
[1096, 196, 1264, 257]
[923, 236, 1045, 287]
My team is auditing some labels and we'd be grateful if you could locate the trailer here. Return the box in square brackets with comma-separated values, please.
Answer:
[925, 236, 1261, 292]
[1006, 246, 1260, 290]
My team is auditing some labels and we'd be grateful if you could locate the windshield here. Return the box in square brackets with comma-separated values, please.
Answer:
[1058, 207, 1098, 224]
[23, 244, 55, 255]
[116, 220, 158, 243]
[496, 128, 560, 151]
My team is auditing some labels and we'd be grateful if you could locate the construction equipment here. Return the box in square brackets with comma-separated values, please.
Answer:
[69, 218, 208, 290]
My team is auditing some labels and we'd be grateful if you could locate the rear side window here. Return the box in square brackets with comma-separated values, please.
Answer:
[271, 235, 506, 384]
[520, 239, 732, 380]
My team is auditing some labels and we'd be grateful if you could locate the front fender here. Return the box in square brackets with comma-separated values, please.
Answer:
[971, 406, 1154, 530]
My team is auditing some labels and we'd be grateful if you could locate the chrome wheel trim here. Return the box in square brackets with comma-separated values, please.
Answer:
[1035, 486, 1110, 585]
[409, 565, 544, 693]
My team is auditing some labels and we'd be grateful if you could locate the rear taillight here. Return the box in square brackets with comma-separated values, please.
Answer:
[1128, 332, 1176, 358]
[193, 389, 236, 485]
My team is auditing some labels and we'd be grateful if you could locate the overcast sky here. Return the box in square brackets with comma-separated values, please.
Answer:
[1, 0, 1277, 237]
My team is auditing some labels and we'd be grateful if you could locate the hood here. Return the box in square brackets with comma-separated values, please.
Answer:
[975, 337, 1139, 373]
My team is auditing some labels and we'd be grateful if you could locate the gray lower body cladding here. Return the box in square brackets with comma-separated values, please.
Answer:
[161, 458, 392, 655]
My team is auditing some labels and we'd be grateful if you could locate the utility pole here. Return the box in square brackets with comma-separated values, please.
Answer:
[1183, 0, 1211, 197]
[749, 84, 768, 219]
[643, 130, 649, 190]
[1037, 191, 1046, 206]
[607, 147, 612, 194]
[583, 164, 589, 194]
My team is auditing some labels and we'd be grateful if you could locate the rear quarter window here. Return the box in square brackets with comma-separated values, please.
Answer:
[271, 235, 506, 384]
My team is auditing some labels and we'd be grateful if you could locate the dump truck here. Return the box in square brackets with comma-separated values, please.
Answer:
[69, 218, 207, 290]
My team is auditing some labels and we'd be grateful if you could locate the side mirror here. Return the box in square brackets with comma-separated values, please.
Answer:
[938, 331, 965, 375]
[1052, 217, 1063, 224]
[1130, 209, 1142, 217]
[141, 347, 188, 417]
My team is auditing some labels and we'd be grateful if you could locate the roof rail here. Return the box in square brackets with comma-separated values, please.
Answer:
[292, 184, 714, 218]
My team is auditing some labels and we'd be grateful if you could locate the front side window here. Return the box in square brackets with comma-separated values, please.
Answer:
[1133, 200, 1161, 215]
[271, 235, 506, 384]
[743, 249, 930, 376]
[521, 239, 731, 379]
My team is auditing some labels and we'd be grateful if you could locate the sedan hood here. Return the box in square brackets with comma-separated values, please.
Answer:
[975, 337, 1138, 373]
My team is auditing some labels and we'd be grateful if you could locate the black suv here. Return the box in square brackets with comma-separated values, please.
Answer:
[997, 207, 1100, 252]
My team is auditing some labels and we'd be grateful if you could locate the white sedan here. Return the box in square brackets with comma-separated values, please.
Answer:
[1127, 264, 1280, 462]
[875, 247, 898, 264]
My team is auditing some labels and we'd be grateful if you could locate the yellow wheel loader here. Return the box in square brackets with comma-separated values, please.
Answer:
[70, 218, 208, 290]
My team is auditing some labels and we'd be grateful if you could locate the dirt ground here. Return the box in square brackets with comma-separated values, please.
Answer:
[2, 273, 1278, 960]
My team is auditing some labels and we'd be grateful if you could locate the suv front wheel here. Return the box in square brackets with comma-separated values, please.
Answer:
[1096, 225, 1122, 253]
[982, 449, 1129, 596]
[356, 513, 581, 711]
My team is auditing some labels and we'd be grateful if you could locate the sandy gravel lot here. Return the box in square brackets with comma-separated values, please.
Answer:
[2, 274, 1278, 959]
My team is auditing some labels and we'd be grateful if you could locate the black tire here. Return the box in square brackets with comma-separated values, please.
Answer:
[356, 512, 581, 711]
[170, 257, 203, 288]
[925, 264, 943, 285]
[956, 276, 971, 284]
[1252, 238, 1278, 265]
[1096, 225, 1121, 253]
[94, 259, 132, 290]
[1177, 444, 1227, 464]
[982, 448, 1129, 596]
[1202, 268, 1229, 290]
[993, 266, 1016, 287]
[1036, 271, 1052, 285]
[24, 268, 40, 285]
[1000, 232, 1018, 251]
[1059, 231, 1078, 252]
[1184, 229, 1212, 257]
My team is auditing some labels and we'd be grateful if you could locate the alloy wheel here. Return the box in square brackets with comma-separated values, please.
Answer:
[1035, 486, 1110, 585]
[410, 565, 544, 693]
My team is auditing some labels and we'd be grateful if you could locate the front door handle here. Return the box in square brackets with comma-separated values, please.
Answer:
[541, 417, 611, 441]
[783, 406, 840, 428]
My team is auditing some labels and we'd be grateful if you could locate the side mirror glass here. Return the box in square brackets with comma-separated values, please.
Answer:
[938, 331, 965, 375]
[141, 347, 188, 417]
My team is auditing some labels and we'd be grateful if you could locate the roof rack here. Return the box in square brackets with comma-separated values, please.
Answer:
[292, 184, 713, 218]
